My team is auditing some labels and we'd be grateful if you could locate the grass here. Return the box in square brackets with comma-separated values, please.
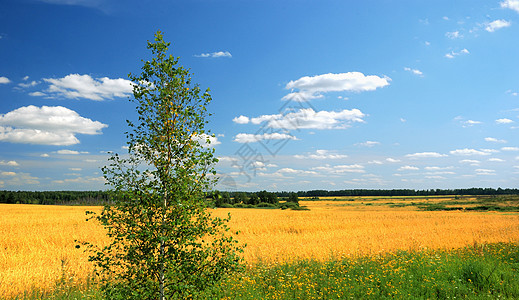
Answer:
[30, 242, 519, 299]
[2, 197, 519, 299]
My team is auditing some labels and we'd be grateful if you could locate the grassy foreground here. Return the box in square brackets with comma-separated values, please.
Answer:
[25, 242, 519, 299]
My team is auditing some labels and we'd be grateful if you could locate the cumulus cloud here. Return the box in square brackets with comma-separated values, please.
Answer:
[0, 76, 11, 84]
[404, 67, 424, 77]
[249, 108, 365, 130]
[485, 19, 511, 32]
[233, 132, 297, 143]
[475, 169, 496, 175]
[38, 74, 133, 101]
[397, 165, 419, 171]
[0, 160, 19, 166]
[283, 72, 390, 100]
[501, 0, 519, 13]
[445, 48, 469, 59]
[312, 164, 365, 174]
[294, 149, 347, 160]
[355, 141, 380, 147]
[501, 147, 519, 151]
[445, 31, 462, 39]
[194, 51, 232, 58]
[0, 105, 107, 145]
[386, 158, 401, 163]
[450, 148, 495, 156]
[485, 137, 507, 143]
[233, 115, 250, 124]
[56, 150, 86, 155]
[405, 152, 447, 159]
[496, 118, 514, 124]
[459, 159, 481, 166]
[193, 133, 221, 147]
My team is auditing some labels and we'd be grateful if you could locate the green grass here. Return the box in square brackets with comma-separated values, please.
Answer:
[27, 242, 519, 299]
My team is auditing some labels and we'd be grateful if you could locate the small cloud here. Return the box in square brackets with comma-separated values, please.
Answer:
[502, 147, 519, 151]
[475, 169, 496, 175]
[29, 91, 46, 97]
[446, 31, 462, 39]
[398, 165, 419, 171]
[406, 152, 447, 159]
[355, 141, 380, 147]
[194, 51, 232, 58]
[56, 150, 89, 155]
[23, 76, 29, 81]
[41, 74, 133, 101]
[18, 81, 40, 88]
[0, 160, 19, 166]
[445, 49, 469, 59]
[485, 19, 511, 32]
[233, 132, 298, 143]
[0, 76, 11, 84]
[425, 41, 431, 46]
[404, 67, 424, 77]
[294, 149, 347, 160]
[386, 158, 401, 163]
[485, 137, 507, 143]
[400, 118, 407, 123]
[232, 115, 250, 124]
[450, 148, 496, 156]
[488, 158, 505, 162]
[496, 118, 514, 124]
[501, 0, 519, 13]
[459, 159, 481, 166]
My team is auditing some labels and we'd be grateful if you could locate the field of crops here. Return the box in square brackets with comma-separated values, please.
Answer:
[1, 196, 519, 298]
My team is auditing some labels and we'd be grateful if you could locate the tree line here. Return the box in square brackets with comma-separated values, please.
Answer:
[1, 188, 517, 205]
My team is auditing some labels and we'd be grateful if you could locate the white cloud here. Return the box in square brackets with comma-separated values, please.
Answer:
[18, 81, 40, 88]
[501, 147, 519, 151]
[40, 74, 133, 101]
[233, 132, 297, 143]
[193, 133, 221, 147]
[488, 158, 505, 162]
[424, 166, 454, 171]
[29, 91, 46, 97]
[0, 160, 19, 166]
[312, 164, 365, 174]
[406, 152, 447, 159]
[0, 77, 11, 84]
[250, 108, 365, 130]
[446, 31, 462, 39]
[501, 0, 519, 13]
[475, 169, 496, 175]
[397, 165, 419, 171]
[485, 137, 507, 143]
[445, 49, 469, 59]
[284, 72, 390, 100]
[459, 159, 481, 166]
[0, 105, 107, 145]
[485, 19, 511, 32]
[355, 141, 380, 147]
[404, 67, 424, 77]
[496, 118, 514, 124]
[233, 115, 250, 124]
[450, 148, 494, 156]
[294, 149, 347, 160]
[461, 119, 482, 127]
[386, 158, 401, 163]
[57, 150, 81, 155]
[194, 51, 232, 58]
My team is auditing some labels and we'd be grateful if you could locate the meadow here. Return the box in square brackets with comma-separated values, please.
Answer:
[1, 195, 518, 299]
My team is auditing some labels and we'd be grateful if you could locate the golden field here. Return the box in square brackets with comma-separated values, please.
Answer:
[1, 199, 519, 298]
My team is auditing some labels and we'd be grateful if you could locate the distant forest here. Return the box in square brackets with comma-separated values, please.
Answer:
[0, 188, 518, 205]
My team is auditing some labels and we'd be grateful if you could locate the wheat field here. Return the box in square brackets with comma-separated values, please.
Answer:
[1, 201, 518, 298]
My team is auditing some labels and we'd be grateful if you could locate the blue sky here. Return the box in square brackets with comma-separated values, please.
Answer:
[1, 0, 518, 191]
